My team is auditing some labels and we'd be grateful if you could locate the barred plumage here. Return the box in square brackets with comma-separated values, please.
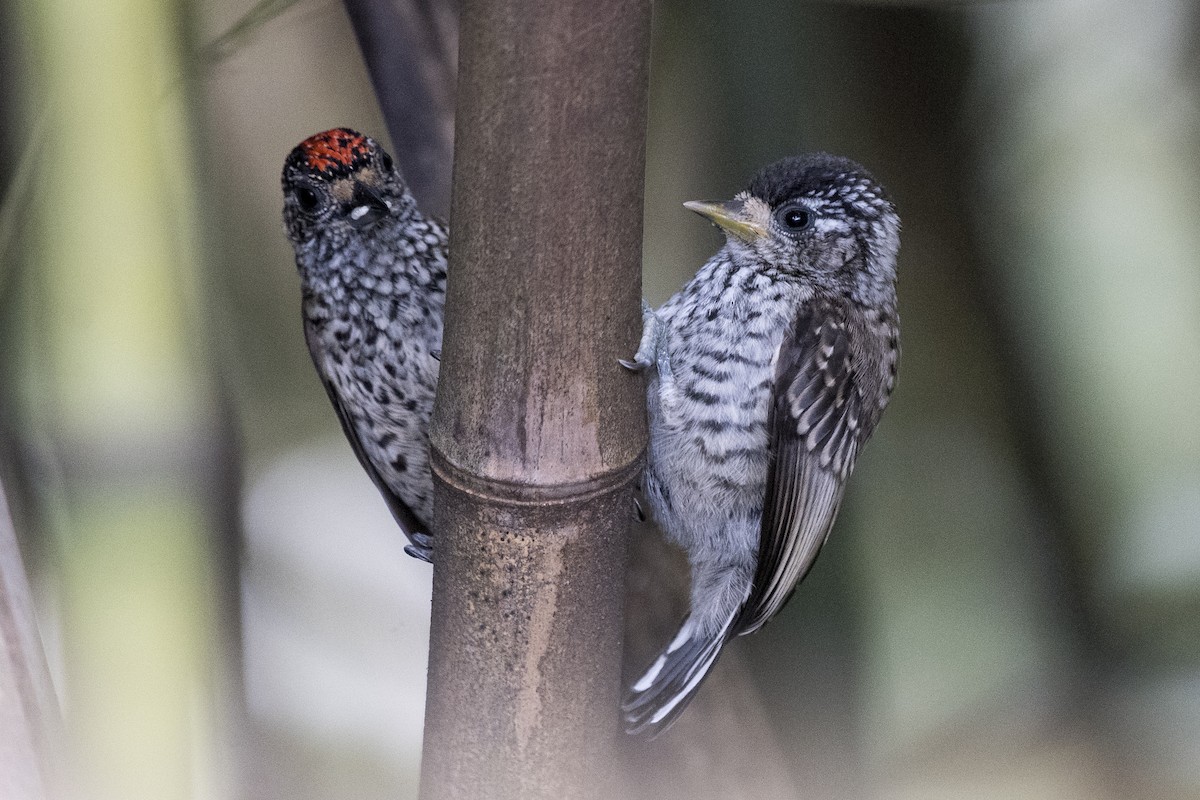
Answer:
[624, 153, 900, 735]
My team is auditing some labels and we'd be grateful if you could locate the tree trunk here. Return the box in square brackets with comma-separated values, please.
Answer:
[419, 1, 651, 798]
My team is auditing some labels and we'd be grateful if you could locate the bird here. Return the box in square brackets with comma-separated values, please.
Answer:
[621, 153, 900, 735]
[281, 128, 447, 563]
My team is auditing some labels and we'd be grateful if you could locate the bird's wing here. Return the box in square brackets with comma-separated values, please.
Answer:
[304, 323, 431, 561]
[736, 300, 866, 634]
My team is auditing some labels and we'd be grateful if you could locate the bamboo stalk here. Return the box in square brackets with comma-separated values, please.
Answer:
[420, 0, 651, 796]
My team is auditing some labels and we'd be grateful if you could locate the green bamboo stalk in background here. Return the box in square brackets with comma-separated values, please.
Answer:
[18, 0, 224, 797]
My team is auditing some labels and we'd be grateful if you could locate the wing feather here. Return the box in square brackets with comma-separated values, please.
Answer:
[736, 300, 867, 634]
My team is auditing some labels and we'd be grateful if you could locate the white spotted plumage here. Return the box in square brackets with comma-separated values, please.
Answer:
[282, 129, 447, 562]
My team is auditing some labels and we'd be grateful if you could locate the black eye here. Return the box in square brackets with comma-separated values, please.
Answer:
[777, 205, 812, 232]
[380, 151, 394, 172]
[296, 186, 321, 213]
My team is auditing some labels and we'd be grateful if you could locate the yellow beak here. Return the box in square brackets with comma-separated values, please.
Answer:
[683, 199, 768, 243]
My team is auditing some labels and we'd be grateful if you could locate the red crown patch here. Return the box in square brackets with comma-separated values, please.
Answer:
[296, 128, 371, 175]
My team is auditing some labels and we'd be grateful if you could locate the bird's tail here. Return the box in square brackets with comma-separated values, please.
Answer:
[622, 613, 737, 737]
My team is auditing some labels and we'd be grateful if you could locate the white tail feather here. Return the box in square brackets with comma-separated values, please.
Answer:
[623, 614, 737, 736]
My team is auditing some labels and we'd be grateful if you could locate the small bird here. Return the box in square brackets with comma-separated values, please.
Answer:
[281, 128, 447, 562]
[622, 154, 900, 735]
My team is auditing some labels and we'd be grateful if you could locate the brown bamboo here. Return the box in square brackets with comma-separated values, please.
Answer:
[419, 0, 651, 797]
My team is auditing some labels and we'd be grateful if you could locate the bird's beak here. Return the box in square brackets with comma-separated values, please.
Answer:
[683, 198, 768, 243]
[347, 182, 391, 228]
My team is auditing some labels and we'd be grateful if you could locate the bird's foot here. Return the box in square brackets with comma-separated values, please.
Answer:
[404, 532, 434, 563]
[633, 494, 646, 522]
[620, 300, 658, 372]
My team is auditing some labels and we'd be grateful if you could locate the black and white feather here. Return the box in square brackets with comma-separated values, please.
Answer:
[624, 153, 900, 735]
[282, 129, 447, 562]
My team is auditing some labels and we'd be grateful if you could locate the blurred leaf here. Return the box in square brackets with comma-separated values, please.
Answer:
[199, 0, 307, 66]
[0, 116, 44, 301]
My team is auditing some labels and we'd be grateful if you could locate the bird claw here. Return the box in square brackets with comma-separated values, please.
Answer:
[620, 300, 659, 372]
[633, 495, 646, 522]
[404, 532, 434, 563]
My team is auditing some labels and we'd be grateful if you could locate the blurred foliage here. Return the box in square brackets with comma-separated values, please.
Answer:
[1, 0, 1198, 799]
[198, 0, 307, 67]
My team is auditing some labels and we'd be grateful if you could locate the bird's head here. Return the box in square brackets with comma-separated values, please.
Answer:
[686, 153, 899, 304]
[281, 128, 414, 252]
